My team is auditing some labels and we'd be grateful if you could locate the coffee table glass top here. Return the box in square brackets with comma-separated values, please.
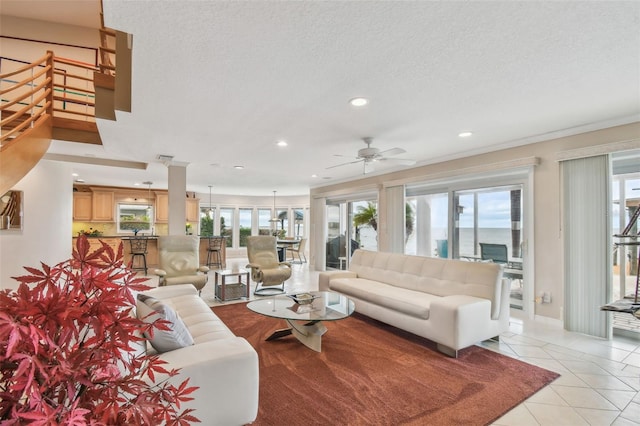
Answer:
[247, 291, 354, 322]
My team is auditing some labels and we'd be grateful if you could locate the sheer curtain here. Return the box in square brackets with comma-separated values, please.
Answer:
[561, 154, 611, 338]
[384, 185, 405, 253]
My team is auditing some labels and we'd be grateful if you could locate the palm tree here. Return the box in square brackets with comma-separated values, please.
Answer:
[353, 202, 378, 231]
[353, 201, 415, 243]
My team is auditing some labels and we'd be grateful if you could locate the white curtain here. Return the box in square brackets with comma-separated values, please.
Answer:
[384, 185, 405, 253]
[561, 155, 611, 338]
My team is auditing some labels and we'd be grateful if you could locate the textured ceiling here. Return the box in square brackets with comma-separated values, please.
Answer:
[5, 1, 640, 195]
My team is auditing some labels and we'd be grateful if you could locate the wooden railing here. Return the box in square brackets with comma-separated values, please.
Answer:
[0, 12, 125, 193]
[0, 51, 53, 149]
[0, 51, 101, 149]
[99, 27, 117, 76]
[51, 56, 98, 122]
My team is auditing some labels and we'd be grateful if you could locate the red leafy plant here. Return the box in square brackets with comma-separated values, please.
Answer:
[0, 236, 199, 425]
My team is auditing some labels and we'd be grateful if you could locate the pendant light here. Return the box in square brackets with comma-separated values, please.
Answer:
[143, 181, 153, 211]
[208, 185, 213, 218]
[269, 190, 279, 223]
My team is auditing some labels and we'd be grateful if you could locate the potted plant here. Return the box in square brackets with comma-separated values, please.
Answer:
[0, 236, 199, 424]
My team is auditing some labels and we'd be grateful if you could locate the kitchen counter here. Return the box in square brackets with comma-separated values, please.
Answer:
[71, 235, 226, 269]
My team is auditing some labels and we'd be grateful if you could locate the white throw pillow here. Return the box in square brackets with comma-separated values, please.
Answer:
[136, 294, 194, 353]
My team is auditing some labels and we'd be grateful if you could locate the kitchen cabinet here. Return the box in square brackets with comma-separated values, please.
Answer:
[92, 191, 114, 221]
[186, 198, 200, 222]
[155, 193, 169, 223]
[73, 193, 92, 221]
[155, 194, 200, 223]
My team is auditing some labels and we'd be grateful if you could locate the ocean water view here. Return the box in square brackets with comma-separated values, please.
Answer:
[405, 227, 521, 258]
[346, 227, 521, 259]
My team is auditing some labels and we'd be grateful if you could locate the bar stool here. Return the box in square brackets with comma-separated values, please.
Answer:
[129, 237, 149, 275]
[206, 236, 224, 269]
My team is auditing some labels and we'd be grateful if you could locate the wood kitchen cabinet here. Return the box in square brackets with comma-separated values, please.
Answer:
[92, 191, 114, 221]
[73, 193, 92, 221]
[155, 194, 200, 223]
[186, 198, 200, 222]
[155, 193, 169, 222]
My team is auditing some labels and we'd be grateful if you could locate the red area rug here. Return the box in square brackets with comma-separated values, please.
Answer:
[213, 303, 559, 426]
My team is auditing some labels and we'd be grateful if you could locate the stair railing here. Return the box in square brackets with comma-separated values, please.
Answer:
[51, 56, 98, 122]
[0, 50, 102, 150]
[0, 51, 54, 149]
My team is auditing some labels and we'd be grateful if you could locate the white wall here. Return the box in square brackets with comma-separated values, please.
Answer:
[0, 160, 72, 290]
[310, 122, 640, 322]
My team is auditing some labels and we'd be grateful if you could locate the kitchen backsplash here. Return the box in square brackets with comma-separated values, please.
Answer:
[72, 222, 169, 237]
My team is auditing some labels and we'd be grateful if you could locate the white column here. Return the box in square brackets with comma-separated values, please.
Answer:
[310, 196, 326, 271]
[168, 164, 187, 236]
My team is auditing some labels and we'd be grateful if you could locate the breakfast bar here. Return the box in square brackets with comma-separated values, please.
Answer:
[71, 235, 226, 270]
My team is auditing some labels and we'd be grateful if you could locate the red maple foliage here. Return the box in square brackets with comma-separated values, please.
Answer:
[0, 236, 200, 425]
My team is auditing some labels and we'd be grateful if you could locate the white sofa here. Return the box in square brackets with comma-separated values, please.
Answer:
[319, 250, 510, 357]
[138, 284, 259, 425]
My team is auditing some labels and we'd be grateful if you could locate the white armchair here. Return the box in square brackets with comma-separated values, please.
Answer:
[154, 235, 209, 295]
[246, 236, 291, 295]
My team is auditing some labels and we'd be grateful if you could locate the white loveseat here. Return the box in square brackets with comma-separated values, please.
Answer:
[138, 284, 259, 425]
[319, 250, 509, 357]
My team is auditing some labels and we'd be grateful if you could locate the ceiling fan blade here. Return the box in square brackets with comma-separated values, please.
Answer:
[378, 158, 417, 166]
[378, 147, 406, 157]
[326, 158, 364, 170]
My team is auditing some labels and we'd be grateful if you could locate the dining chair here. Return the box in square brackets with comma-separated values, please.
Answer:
[286, 238, 307, 264]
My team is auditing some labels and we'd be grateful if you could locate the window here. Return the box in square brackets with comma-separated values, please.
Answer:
[276, 209, 288, 237]
[405, 192, 448, 257]
[118, 204, 152, 234]
[351, 200, 378, 251]
[293, 208, 305, 238]
[258, 208, 271, 235]
[200, 206, 215, 237]
[220, 208, 234, 247]
[239, 208, 253, 247]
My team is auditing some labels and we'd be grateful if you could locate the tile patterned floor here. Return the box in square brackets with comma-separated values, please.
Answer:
[150, 257, 640, 426]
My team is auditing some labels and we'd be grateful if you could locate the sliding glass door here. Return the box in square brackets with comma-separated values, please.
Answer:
[405, 192, 449, 257]
[407, 181, 527, 311]
[325, 197, 378, 270]
[611, 151, 640, 336]
[453, 185, 524, 309]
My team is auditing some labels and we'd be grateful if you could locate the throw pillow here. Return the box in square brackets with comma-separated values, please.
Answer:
[136, 294, 194, 353]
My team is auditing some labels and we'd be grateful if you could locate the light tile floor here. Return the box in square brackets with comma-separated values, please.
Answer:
[148, 257, 640, 426]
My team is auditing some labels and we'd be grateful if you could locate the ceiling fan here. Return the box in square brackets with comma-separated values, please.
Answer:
[327, 137, 417, 174]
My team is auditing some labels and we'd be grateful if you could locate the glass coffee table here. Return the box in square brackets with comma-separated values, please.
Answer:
[247, 291, 355, 352]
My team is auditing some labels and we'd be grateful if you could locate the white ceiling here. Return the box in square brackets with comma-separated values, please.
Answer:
[3, 1, 640, 196]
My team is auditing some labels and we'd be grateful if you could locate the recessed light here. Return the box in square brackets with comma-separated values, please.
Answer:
[458, 131, 473, 138]
[276, 140, 288, 147]
[349, 97, 368, 107]
[134, 182, 141, 186]
[75, 178, 85, 183]
[311, 174, 318, 178]
[234, 165, 244, 170]
[71, 173, 79, 177]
